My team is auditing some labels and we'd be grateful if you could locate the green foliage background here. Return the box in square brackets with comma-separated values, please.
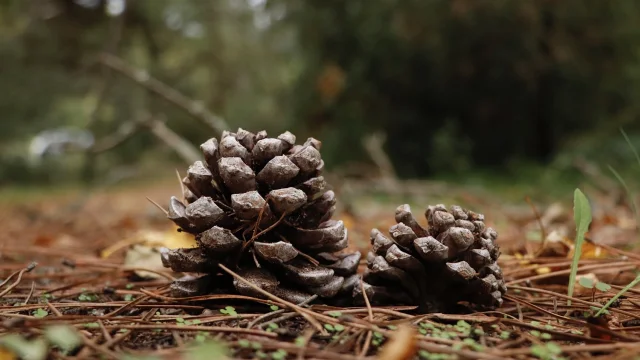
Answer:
[2, 0, 640, 185]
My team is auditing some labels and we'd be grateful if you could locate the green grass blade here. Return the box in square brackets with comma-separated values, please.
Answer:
[608, 165, 639, 232]
[567, 189, 592, 306]
[620, 127, 640, 168]
[596, 275, 640, 317]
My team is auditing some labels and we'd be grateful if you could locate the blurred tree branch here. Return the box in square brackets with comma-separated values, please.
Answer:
[140, 115, 201, 164]
[98, 53, 229, 135]
[89, 113, 200, 164]
[90, 120, 139, 153]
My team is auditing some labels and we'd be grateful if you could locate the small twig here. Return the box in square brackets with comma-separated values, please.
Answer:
[274, 233, 320, 266]
[497, 342, 640, 358]
[45, 301, 63, 317]
[251, 250, 262, 268]
[137, 289, 284, 307]
[176, 169, 185, 201]
[242, 212, 286, 253]
[0, 262, 37, 298]
[142, 307, 159, 322]
[105, 295, 151, 317]
[79, 333, 120, 360]
[358, 280, 374, 358]
[251, 195, 272, 239]
[146, 197, 169, 216]
[104, 324, 277, 337]
[102, 330, 132, 349]
[516, 302, 523, 322]
[219, 264, 326, 333]
[118, 267, 176, 281]
[23, 281, 36, 305]
[254, 295, 319, 329]
[506, 261, 638, 286]
[508, 286, 640, 321]
[296, 329, 315, 360]
[98, 320, 113, 343]
[293, 248, 321, 267]
[318, 307, 413, 319]
[172, 331, 184, 347]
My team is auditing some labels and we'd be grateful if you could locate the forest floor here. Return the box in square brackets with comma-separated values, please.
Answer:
[1, 176, 640, 360]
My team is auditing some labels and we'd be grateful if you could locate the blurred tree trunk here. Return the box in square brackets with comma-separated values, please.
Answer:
[208, 0, 230, 113]
[533, 5, 556, 162]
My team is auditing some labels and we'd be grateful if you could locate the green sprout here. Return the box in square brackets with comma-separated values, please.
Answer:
[271, 349, 287, 360]
[219, 306, 238, 317]
[32, 308, 48, 318]
[567, 189, 592, 306]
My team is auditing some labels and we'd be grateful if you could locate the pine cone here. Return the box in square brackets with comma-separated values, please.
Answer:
[356, 204, 506, 313]
[159, 129, 361, 304]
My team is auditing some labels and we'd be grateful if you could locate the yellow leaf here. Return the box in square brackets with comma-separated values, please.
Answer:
[0, 347, 17, 360]
[536, 267, 551, 275]
[100, 225, 196, 259]
[567, 241, 608, 259]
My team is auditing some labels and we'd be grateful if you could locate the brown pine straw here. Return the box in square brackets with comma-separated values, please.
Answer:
[358, 280, 374, 357]
[0, 262, 37, 298]
[3, 242, 640, 359]
[219, 263, 327, 333]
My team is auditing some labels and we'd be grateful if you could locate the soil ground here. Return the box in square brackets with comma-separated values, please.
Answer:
[1, 177, 640, 360]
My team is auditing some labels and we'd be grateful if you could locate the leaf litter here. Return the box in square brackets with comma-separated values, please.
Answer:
[2, 181, 640, 359]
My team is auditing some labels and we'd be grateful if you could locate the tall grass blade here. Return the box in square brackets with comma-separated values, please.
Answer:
[620, 127, 640, 167]
[618, 128, 640, 234]
[608, 165, 639, 233]
[596, 274, 640, 317]
[567, 188, 592, 306]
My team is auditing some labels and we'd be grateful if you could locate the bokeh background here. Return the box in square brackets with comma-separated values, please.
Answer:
[3, 0, 640, 199]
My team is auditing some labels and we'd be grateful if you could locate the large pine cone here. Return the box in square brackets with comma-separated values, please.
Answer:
[160, 129, 361, 304]
[355, 204, 506, 313]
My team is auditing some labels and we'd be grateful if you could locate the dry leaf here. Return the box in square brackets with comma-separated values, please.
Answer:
[102, 225, 196, 279]
[377, 324, 417, 360]
[0, 347, 17, 360]
[536, 230, 571, 257]
[123, 244, 167, 279]
[101, 225, 195, 259]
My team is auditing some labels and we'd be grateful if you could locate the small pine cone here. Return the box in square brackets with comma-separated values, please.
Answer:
[356, 204, 506, 313]
[160, 129, 360, 304]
